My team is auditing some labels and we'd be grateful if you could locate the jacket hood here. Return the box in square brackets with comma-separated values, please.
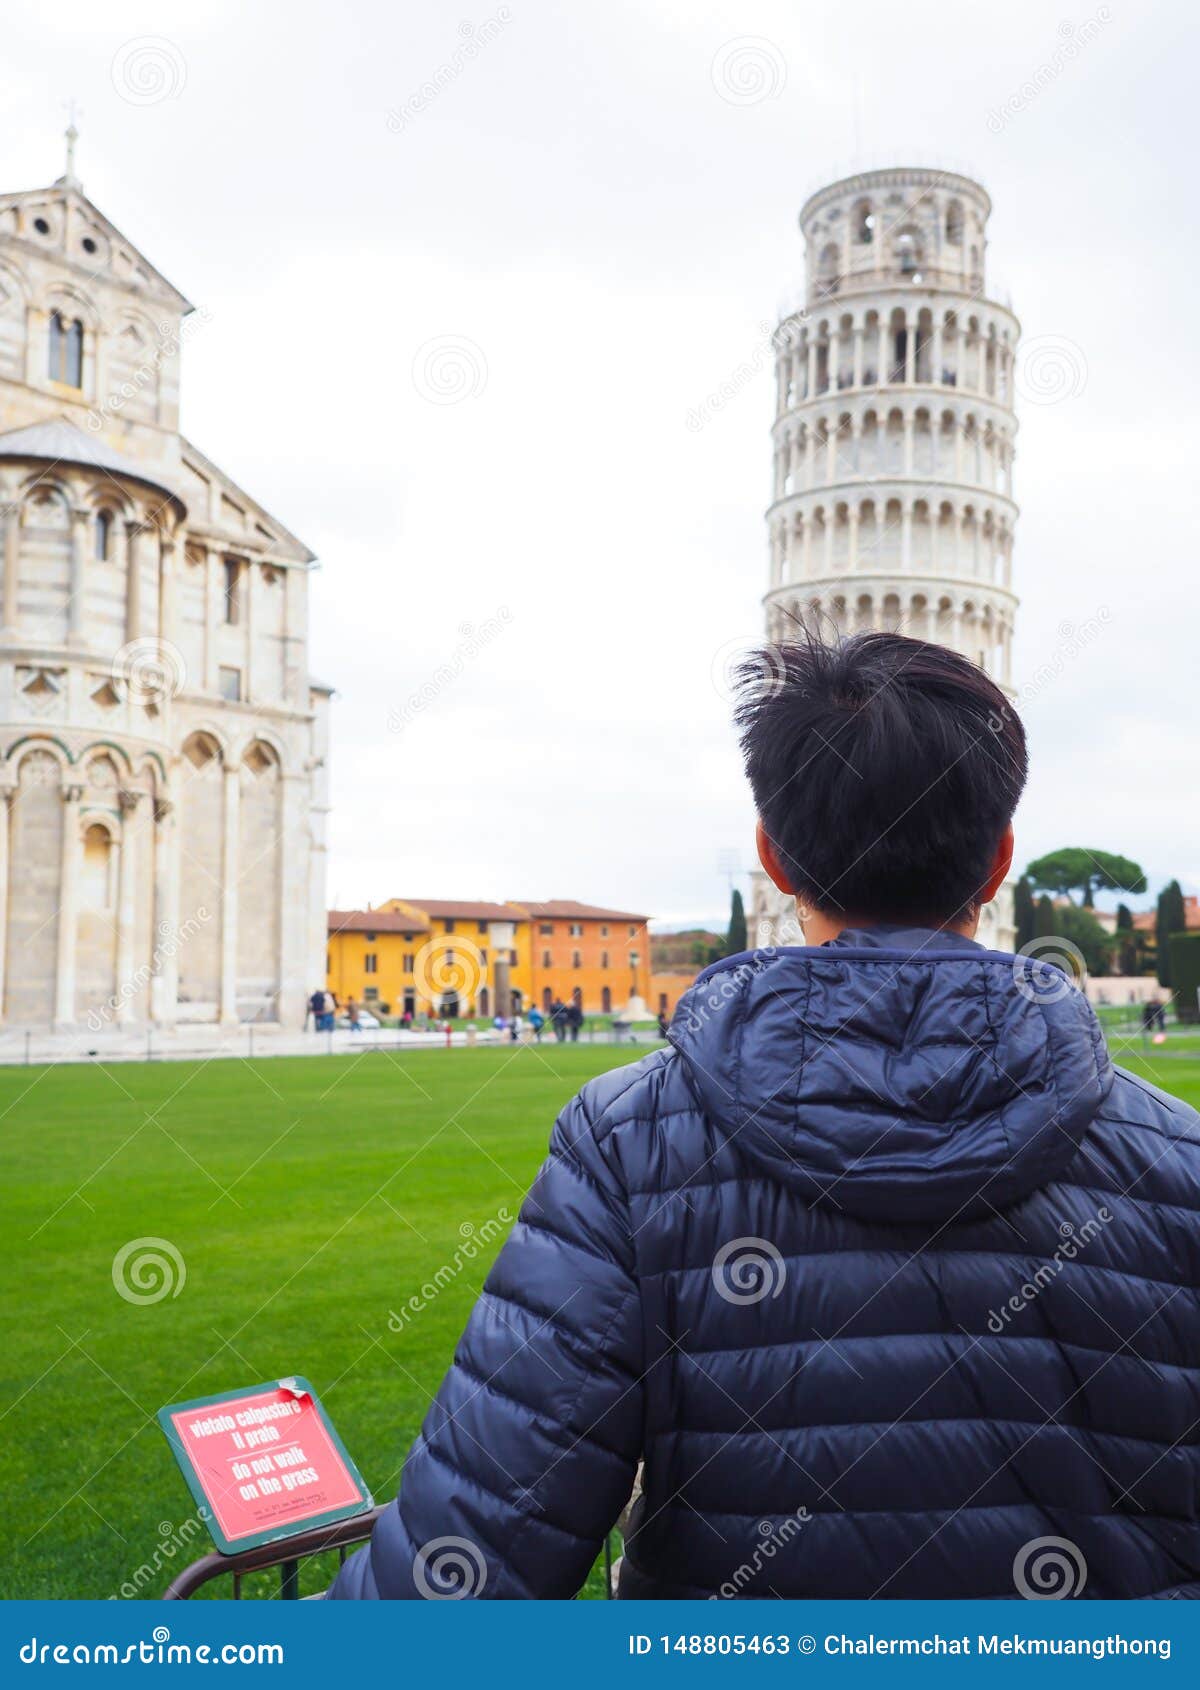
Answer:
[669, 927, 1114, 1224]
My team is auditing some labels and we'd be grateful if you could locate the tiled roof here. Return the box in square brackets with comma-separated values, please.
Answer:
[389, 899, 522, 922]
[328, 908, 430, 935]
[512, 900, 649, 923]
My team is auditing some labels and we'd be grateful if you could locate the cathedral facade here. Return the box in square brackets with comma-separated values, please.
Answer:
[0, 149, 329, 1036]
[750, 166, 1019, 951]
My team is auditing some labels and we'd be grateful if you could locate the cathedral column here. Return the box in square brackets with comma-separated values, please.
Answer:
[903, 411, 915, 477]
[244, 563, 257, 702]
[932, 317, 943, 384]
[806, 338, 818, 399]
[219, 759, 240, 1027]
[954, 417, 964, 483]
[802, 513, 813, 576]
[900, 499, 913, 571]
[159, 530, 179, 653]
[826, 425, 838, 484]
[805, 428, 817, 487]
[2, 496, 21, 634]
[115, 790, 140, 1025]
[823, 509, 834, 572]
[68, 507, 89, 646]
[125, 521, 144, 643]
[847, 505, 859, 570]
[150, 798, 179, 1027]
[852, 322, 863, 388]
[54, 783, 83, 1029]
[930, 503, 940, 574]
[876, 318, 888, 385]
[977, 332, 988, 393]
[204, 545, 221, 691]
[0, 778, 12, 1020]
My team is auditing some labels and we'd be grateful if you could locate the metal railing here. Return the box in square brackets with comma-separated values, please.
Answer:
[162, 1506, 387, 1600]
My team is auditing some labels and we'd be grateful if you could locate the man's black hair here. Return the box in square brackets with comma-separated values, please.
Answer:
[736, 630, 1028, 925]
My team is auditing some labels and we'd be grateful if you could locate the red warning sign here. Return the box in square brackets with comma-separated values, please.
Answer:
[159, 1378, 372, 1554]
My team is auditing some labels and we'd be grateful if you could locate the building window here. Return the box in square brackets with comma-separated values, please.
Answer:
[572, 950, 582, 969]
[364, 953, 378, 973]
[479, 949, 488, 966]
[365, 931, 377, 942]
[403, 953, 414, 972]
[223, 558, 241, 624]
[628, 925, 637, 938]
[444, 919, 456, 934]
[601, 951, 609, 969]
[363, 987, 379, 1002]
[509, 949, 517, 965]
[539, 923, 553, 936]
[94, 510, 112, 561]
[569, 922, 583, 937]
[541, 950, 552, 968]
[477, 920, 487, 934]
[48, 311, 83, 387]
[600, 925, 609, 938]
[218, 665, 242, 701]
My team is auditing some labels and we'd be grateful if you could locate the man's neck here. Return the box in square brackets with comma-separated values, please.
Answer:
[800, 907, 977, 948]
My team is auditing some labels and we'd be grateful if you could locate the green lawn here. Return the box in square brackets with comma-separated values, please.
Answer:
[3, 1029, 1198, 1602]
[0, 1043, 644, 1599]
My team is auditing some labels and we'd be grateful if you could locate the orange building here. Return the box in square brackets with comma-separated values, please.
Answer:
[510, 901, 652, 1015]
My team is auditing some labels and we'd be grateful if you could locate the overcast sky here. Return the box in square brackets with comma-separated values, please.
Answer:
[5, 0, 1195, 926]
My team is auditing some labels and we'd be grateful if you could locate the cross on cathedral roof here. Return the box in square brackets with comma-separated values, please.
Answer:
[55, 101, 82, 191]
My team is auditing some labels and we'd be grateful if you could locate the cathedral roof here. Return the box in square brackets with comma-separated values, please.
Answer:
[0, 416, 184, 509]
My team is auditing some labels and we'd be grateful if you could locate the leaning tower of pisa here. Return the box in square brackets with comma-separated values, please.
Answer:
[751, 166, 1019, 950]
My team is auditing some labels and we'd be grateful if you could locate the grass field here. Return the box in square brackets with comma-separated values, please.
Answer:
[3, 1030, 1198, 1601]
[0, 1043, 643, 1599]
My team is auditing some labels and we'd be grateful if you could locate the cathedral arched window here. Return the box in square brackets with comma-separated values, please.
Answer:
[94, 509, 113, 561]
[48, 310, 84, 387]
[852, 200, 874, 244]
[945, 200, 964, 245]
[81, 824, 115, 910]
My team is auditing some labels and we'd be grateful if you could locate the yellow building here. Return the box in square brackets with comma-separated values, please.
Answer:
[327, 897, 664, 1019]
[376, 898, 525, 1019]
[326, 908, 431, 1016]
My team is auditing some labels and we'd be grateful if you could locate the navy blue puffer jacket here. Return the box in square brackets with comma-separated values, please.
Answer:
[330, 929, 1200, 1600]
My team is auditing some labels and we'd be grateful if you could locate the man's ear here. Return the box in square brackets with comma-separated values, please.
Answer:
[980, 823, 1015, 904]
[756, 818, 795, 894]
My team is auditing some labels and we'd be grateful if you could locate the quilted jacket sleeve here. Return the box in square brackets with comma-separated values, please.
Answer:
[328, 1084, 644, 1598]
